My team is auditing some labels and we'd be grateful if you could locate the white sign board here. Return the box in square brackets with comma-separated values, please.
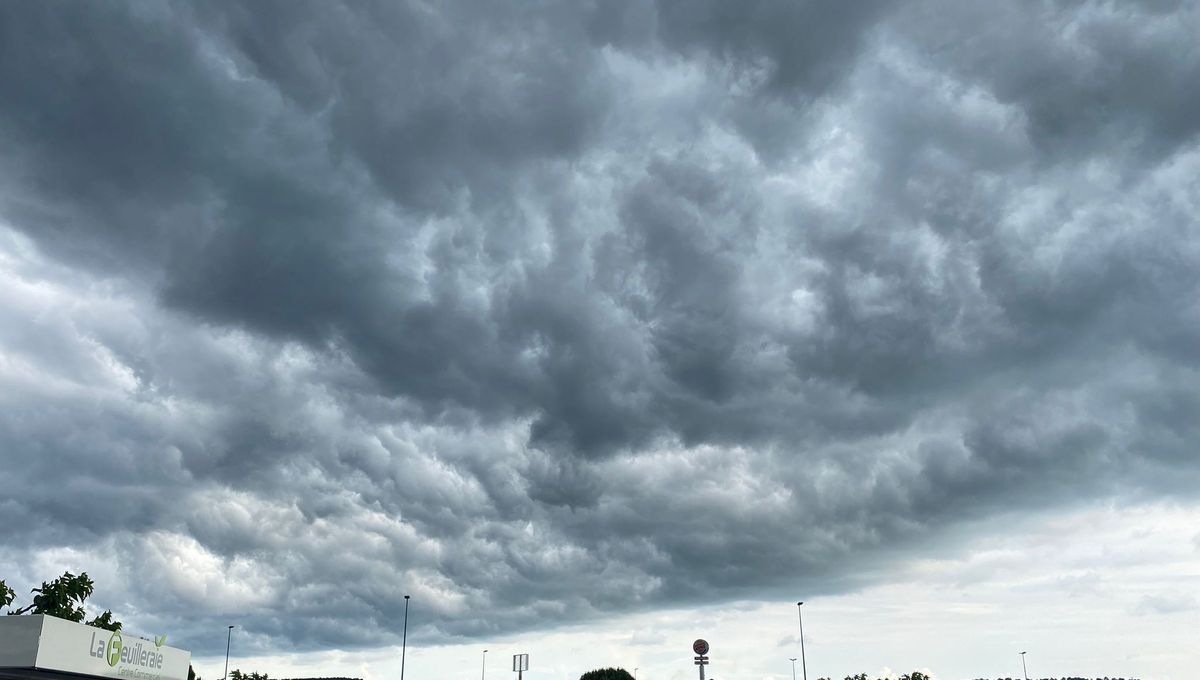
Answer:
[512, 654, 529, 672]
[0, 615, 190, 680]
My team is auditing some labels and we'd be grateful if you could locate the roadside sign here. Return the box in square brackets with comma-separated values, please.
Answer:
[513, 654, 529, 672]
[691, 640, 710, 680]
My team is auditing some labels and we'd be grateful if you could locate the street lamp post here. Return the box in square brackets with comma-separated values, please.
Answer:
[223, 626, 234, 680]
[789, 658, 797, 680]
[481, 650, 488, 680]
[796, 602, 808, 680]
[1019, 651, 1028, 680]
[634, 669, 638, 680]
[401, 595, 411, 680]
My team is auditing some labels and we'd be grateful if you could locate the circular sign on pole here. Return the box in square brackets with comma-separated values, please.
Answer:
[693, 639, 709, 655]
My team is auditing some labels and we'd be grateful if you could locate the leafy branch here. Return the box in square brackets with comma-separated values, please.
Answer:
[3, 571, 121, 631]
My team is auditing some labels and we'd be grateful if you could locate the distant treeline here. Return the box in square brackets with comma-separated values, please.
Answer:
[969, 677, 1141, 680]
[278, 677, 364, 680]
[824, 676, 1139, 680]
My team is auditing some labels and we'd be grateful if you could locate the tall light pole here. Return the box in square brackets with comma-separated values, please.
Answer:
[401, 595, 411, 680]
[796, 602, 808, 680]
[634, 669, 638, 680]
[481, 649, 488, 680]
[1019, 651, 1028, 680]
[223, 626, 234, 680]
[789, 658, 797, 680]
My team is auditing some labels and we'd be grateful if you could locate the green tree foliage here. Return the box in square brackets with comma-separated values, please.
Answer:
[230, 670, 270, 680]
[3, 571, 122, 631]
[826, 675, 1135, 680]
[580, 668, 635, 680]
[85, 609, 122, 631]
[9, 571, 94, 619]
[817, 674, 932, 680]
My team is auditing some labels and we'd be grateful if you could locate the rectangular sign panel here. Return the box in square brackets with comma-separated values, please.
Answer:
[0, 616, 190, 680]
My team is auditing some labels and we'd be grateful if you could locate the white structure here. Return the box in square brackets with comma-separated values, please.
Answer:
[0, 616, 190, 680]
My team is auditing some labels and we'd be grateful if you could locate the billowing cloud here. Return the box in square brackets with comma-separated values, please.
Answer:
[2, 0, 1199, 668]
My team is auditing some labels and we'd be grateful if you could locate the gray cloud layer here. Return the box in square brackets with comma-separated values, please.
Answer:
[1, 0, 1199, 656]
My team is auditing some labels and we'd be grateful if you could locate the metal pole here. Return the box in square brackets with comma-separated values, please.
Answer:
[223, 626, 234, 680]
[634, 669, 638, 680]
[481, 650, 487, 680]
[789, 658, 797, 680]
[796, 602, 807, 680]
[401, 595, 411, 680]
[1020, 651, 1028, 680]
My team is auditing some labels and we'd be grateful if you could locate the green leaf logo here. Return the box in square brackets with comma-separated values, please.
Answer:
[155, 635, 167, 648]
[106, 631, 123, 667]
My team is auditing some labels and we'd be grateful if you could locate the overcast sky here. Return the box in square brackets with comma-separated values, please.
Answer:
[1, 2, 1199, 679]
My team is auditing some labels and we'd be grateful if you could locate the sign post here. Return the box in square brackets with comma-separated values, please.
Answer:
[692, 640, 709, 680]
[513, 653, 529, 680]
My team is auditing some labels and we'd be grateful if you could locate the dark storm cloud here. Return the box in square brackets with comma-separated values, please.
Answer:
[2, 0, 1200, 657]
[654, 0, 889, 94]
[893, 2, 1200, 165]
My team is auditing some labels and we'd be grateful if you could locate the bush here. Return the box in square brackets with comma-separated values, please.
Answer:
[580, 668, 636, 680]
